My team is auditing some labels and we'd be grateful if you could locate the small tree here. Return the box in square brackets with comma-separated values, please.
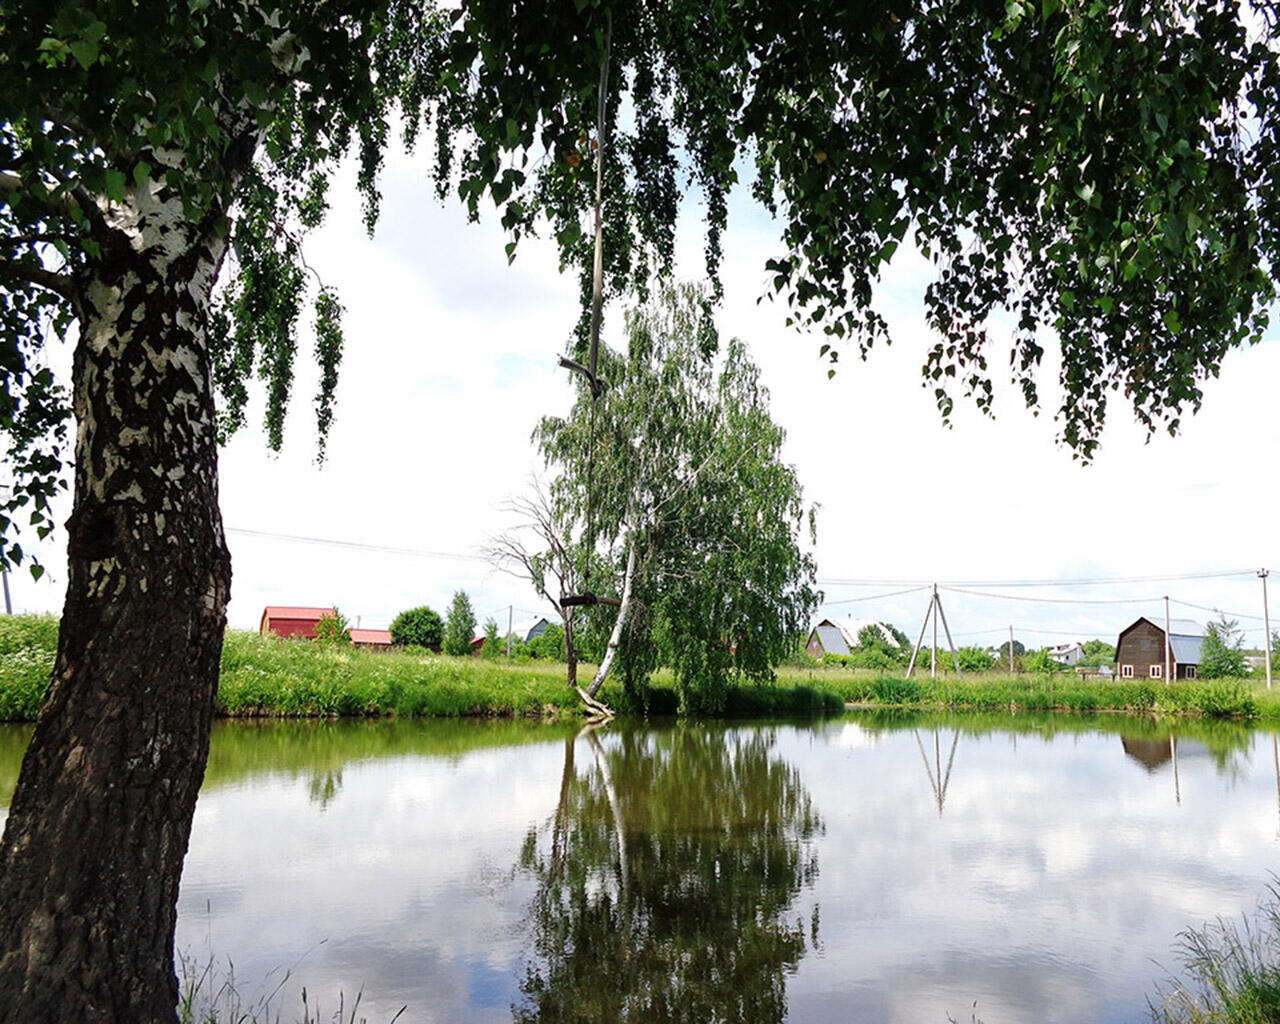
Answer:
[528, 623, 567, 662]
[480, 618, 503, 659]
[1079, 639, 1117, 667]
[313, 609, 351, 645]
[956, 646, 996, 673]
[443, 591, 477, 657]
[1200, 617, 1248, 679]
[850, 625, 900, 671]
[1023, 648, 1062, 674]
[390, 605, 444, 650]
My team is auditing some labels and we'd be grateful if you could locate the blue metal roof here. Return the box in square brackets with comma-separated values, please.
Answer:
[816, 623, 850, 656]
[1169, 634, 1204, 665]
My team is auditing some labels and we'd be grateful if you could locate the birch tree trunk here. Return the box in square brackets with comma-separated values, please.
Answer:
[0, 188, 232, 1023]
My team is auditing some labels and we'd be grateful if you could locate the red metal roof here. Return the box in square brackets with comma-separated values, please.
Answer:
[350, 628, 393, 645]
[262, 607, 334, 620]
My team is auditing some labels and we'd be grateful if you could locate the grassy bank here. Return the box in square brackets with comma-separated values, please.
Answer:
[777, 664, 1280, 718]
[4, 614, 1278, 721]
[0, 616, 841, 721]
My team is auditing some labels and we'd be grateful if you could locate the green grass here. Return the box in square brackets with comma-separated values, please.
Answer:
[776, 665, 1280, 719]
[1152, 884, 1280, 1024]
[0, 616, 844, 721]
[5, 614, 1276, 721]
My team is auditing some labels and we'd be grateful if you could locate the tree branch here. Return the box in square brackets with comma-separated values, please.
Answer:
[0, 171, 82, 221]
[0, 257, 74, 299]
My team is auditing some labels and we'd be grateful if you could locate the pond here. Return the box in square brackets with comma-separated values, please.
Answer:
[0, 712, 1277, 1023]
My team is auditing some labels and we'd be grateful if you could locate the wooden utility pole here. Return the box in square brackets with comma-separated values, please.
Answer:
[507, 605, 513, 659]
[1164, 595, 1172, 685]
[930, 586, 938, 678]
[906, 586, 964, 679]
[1261, 569, 1273, 691]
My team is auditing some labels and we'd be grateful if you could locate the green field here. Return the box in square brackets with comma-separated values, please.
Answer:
[1, 614, 1277, 721]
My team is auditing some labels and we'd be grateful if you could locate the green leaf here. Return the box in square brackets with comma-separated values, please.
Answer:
[132, 161, 152, 187]
[68, 38, 99, 70]
[104, 169, 127, 199]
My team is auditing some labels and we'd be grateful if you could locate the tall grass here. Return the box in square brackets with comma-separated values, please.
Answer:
[776, 665, 1278, 719]
[0, 617, 843, 720]
[1152, 884, 1280, 1024]
[178, 949, 405, 1024]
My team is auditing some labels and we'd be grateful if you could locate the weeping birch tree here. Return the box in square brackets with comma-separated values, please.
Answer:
[496, 285, 818, 715]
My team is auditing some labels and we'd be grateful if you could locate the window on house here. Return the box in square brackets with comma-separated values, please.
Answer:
[1149, 664, 1163, 679]
[1121, 664, 1134, 678]
[1185, 666, 1196, 679]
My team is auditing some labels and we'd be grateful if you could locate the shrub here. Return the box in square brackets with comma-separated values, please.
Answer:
[313, 609, 350, 644]
[870, 675, 925, 704]
[1196, 679, 1256, 718]
[390, 606, 444, 650]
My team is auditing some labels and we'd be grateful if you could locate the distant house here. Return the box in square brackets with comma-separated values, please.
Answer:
[472, 617, 554, 653]
[805, 617, 901, 658]
[349, 628, 393, 648]
[260, 606, 335, 640]
[1115, 617, 1205, 680]
[1047, 642, 1085, 666]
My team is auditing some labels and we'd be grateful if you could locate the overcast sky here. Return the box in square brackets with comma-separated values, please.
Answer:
[9, 141, 1280, 649]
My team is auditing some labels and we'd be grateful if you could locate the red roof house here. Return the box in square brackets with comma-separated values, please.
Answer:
[260, 606, 335, 640]
[349, 628, 393, 648]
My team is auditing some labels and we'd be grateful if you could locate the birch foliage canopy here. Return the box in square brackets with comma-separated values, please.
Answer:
[537, 285, 819, 713]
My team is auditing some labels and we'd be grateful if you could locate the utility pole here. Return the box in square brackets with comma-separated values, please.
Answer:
[1164, 595, 1172, 685]
[931, 585, 938, 678]
[1009, 625, 1015, 674]
[905, 586, 964, 679]
[507, 604, 513, 660]
[1262, 569, 1273, 690]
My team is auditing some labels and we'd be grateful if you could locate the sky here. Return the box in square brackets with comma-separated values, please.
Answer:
[8, 139, 1280, 651]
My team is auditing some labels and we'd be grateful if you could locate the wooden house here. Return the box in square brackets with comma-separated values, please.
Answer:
[1047, 641, 1085, 666]
[805, 617, 900, 658]
[349, 628, 393, 648]
[259, 606, 335, 640]
[1115, 616, 1205, 681]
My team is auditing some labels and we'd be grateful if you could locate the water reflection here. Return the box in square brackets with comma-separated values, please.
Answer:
[516, 723, 821, 1024]
[0, 713, 1276, 1023]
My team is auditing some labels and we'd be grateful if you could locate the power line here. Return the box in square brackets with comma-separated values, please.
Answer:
[817, 568, 1257, 588]
[939, 585, 1163, 606]
[227, 527, 488, 562]
[821, 585, 932, 606]
[1168, 597, 1265, 622]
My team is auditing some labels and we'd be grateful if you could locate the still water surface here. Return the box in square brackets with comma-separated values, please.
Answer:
[1, 713, 1278, 1023]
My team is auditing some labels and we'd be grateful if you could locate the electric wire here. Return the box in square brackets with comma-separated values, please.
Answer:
[227, 527, 488, 562]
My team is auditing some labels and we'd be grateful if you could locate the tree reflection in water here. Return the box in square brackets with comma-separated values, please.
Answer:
[516, 723, 822, 1024]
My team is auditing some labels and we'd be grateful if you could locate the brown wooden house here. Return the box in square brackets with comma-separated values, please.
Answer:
[1115, 616, 1205, 681]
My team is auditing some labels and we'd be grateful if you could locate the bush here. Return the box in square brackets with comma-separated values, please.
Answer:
[390, 606, 444, 650]
[1195, 679, 1256, 718]
[527, 623, 566, 661]
[870, 675, 925, 704]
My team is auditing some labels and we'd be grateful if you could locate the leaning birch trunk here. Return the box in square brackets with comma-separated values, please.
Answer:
[0, 180, 234, 1023]
[574, 538, 638, 714]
